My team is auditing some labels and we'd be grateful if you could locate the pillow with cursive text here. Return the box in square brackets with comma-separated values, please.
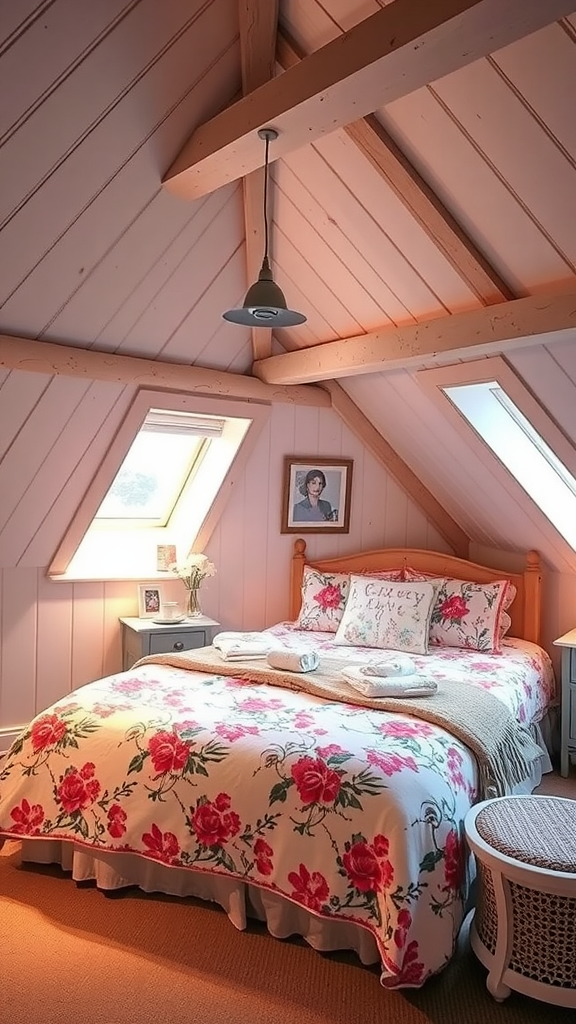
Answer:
[333, 575, 437, 655]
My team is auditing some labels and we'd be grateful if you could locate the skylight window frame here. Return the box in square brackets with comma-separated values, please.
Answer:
[417, 356, 576, 557]
[93, 407, 222, 529]
[48, 389, 271, 581]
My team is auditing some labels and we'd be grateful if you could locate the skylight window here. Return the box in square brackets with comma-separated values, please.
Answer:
[443, 380, 576, 550]
[48, 391, 271, 581]
[94, 409, 223, 527]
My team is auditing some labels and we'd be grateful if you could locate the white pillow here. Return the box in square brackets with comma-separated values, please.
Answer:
[296, 565, 404, 633]
[333, 575, 437, 655]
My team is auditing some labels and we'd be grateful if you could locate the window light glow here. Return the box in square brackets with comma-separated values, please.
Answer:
[95, 410, 223, 526]
[444, 381, 576, 551]
[64, 406, 252, 579]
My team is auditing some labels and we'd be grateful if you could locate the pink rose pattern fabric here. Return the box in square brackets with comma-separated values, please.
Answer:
[296, 568, 351, 631]
[404, 569, 514, 653]
[296, 566, 403, 633]
[429, 579, 511, 652]
[0, 625, 554, 990]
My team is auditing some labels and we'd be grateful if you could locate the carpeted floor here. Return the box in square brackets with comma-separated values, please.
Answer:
[1, 771, 575, 1024]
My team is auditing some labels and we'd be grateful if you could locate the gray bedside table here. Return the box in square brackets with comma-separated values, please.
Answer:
[120, 615, 220, 671]
[553, 627, 576, 778]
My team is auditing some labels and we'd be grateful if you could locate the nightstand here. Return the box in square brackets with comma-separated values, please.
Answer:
[553, 628, 576, 778]
[119, 616, 220, 671]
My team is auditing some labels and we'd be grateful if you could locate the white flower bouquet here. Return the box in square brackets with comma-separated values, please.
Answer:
[169, 553, 216, 590]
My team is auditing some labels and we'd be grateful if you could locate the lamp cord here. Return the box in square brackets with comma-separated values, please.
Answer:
[263, 132, 270, 261]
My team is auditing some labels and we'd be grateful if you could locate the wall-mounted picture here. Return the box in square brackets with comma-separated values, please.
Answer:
[156, 543, 177, 572]
[281, 457, 353, 534]
[137, 584, 164, 618]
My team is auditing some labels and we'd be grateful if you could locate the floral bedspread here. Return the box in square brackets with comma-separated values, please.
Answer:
[0, 628, 555, 989]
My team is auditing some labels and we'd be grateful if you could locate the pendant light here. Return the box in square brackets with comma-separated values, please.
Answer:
[223, 127, 307, 328]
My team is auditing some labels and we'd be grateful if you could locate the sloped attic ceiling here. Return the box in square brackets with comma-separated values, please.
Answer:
[1, 0, 576, 573]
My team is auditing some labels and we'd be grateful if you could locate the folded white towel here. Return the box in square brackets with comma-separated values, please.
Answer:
[213, 631, 273, 661]
[267, 649, 319, 673]
[361, 655, 416, 678]
[341, 666, 438, 698]
[213, 631, 269, 645]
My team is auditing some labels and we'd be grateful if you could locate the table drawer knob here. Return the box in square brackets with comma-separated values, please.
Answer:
[173, 641, 184, 651]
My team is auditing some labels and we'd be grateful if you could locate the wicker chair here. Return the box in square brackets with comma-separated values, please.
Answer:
[464, 794, 576, 1009]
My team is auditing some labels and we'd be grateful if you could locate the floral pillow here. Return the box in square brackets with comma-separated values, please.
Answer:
[404, 568, 517, 649]
[333, 575, 437, 654]
[296, 566, 404, 633]
[296, 568, 350, 632]
[428, 578, 512, 653]
[499, 611, 512, 642]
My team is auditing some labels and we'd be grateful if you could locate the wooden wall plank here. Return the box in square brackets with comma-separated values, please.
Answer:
[274, 159, 396, 329]
[491, 23, 576, 163]
[0, 2, 239, 335]
[0, 0, 54, 51]
[280, 142, 436, 321]
[0, 369, 52, 460]
[0, 0, 133, 138]
[49, 187, 230, 348]
[71, 582, 106, 690]
[5, 382, 128, 568]
[0, 376, 92, 535]
[36, 573, 74, 711]
[430, 55, 576, 269]
[380, 84, 572, 294]
[314, 131, 479, 314]
[0, 567, 37, 730]
[277, 27, 513, 306]
[20, 384, 130, 569]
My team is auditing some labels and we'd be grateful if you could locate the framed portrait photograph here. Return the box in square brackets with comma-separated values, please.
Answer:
[281, 456, 353, 534]
[137, 584, 164, 618]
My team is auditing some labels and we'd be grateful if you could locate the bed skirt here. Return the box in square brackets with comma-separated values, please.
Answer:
[19, 718, 551, 973]
[20, 835, 383, 965]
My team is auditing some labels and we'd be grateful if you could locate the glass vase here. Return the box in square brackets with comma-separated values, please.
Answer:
[186, 588, 202, 618]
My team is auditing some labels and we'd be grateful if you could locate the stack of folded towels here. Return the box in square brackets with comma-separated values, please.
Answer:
[340, 654, 438, 698]
[212, 631, 273, 661]
[212, 632, 319, 673]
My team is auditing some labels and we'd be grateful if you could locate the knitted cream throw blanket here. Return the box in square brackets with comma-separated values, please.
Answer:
[133, 648, 544, 800]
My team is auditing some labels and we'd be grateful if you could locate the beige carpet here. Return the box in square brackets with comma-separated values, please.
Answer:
[1, 771, 575, 1024]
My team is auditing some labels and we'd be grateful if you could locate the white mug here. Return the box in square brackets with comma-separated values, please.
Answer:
[162, 601, 181, 621]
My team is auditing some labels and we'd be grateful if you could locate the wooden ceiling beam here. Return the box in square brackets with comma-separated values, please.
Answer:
[162, 0, 573, 201]
[239, 0, 279, 362]
[0, 333, 330, 407]
[252, 288, 576, 385]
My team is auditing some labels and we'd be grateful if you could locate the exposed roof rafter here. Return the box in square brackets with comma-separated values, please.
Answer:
[162, 0, 574, 201]
[252, 288, 576, 385]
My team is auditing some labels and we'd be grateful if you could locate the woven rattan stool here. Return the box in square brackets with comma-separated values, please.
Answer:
[464, 794, 576, 1008]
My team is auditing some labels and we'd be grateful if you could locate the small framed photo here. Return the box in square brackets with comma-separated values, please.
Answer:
[138, 584, 164, 618]
[156, 543, 177, 572]
[281, 456, 353, 534]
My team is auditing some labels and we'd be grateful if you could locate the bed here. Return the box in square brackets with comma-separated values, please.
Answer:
[0, 541, 556, 990]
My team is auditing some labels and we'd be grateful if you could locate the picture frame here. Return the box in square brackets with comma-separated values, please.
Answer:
[137, 584, 164, 618]
[156, 543, 176, 572]
[281, 456, 353, 534]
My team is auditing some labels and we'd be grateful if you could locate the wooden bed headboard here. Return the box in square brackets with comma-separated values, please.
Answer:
[290, 540, 543, 646]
